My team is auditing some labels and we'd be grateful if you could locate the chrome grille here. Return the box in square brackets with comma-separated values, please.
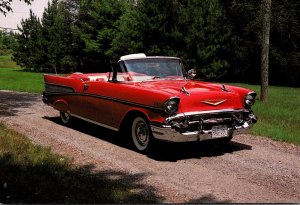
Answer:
[166, 109, 253, 133]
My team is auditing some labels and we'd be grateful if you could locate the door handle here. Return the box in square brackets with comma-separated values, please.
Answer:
[84, 84, 90, 91]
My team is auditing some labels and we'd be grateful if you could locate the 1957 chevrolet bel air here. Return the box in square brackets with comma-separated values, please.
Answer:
[42, 53, 257, 152]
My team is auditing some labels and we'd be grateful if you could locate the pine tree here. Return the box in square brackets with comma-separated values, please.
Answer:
[135, 0, 185, 56]
[110, 0, 230, 80]
[41, 0, 75, 73]
[76, 0, 126, 71]
[12, 10, 43, 70]
[108, 1, 145, 60]
[182, 0, 230, 80]
[269, 0, 300, 86]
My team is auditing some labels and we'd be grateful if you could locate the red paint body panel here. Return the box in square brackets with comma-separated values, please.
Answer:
[135, 80, 246, 113]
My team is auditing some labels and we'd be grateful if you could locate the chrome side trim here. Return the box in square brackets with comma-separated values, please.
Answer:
[70, 113, 119, 132]
[43, 91, 163, 112]
[82, 93, 163, 111]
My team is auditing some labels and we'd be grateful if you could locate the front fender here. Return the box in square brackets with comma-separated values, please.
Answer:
[117, 106, 166, 130]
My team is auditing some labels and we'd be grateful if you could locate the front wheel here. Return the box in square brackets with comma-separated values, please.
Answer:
[131, 116, 152, 152]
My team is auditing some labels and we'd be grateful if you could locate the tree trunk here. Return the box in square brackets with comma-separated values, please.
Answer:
[260, 0, 271, 103]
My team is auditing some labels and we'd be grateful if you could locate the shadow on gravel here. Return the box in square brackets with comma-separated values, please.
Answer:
[0, 91, 40, 117]
[45, 116, 252, 162]
[44, 116, 121, 145]
[187, 194, 232, 203]
[0, 153, 163, 204]
[148, 140, 252, 162]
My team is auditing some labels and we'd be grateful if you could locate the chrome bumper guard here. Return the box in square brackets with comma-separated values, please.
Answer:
[150, 109, 257, 142]
[42, 93, 48, 104]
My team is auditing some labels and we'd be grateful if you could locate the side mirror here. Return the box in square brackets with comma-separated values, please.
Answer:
[187, 69, 197, 79]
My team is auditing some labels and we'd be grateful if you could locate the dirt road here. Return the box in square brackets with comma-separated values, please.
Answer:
[0, 90, 299, 203]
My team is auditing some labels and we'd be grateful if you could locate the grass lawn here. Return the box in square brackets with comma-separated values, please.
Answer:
[0, 123, 159, 203]
[0, 56, 44, 93]
[0, 67, 44, 93]
[0, 55, 19, 69]
[227, 83, 300, 145]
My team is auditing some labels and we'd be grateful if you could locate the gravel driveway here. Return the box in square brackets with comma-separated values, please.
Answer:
[0, 90, 299, 203]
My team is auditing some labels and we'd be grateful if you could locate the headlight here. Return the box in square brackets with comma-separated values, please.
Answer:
[244, 92, 256, 108]
[164, 97, 180, 114]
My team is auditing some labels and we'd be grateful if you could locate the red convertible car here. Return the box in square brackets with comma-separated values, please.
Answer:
[42, 53, 257, 152]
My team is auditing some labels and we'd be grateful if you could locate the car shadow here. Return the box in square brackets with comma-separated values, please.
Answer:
[44, 116, 252, 162]
[147, 140, 252, 162]
[0, 91, 40, 117]
[44, 116, 122, 145]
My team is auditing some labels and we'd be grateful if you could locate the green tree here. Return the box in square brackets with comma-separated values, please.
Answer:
[269, 0, 300, 86]
[109, 0, 184, 58]
[111, 0, 230, 81]
[76, 0, 126, 71]
[221, 0, 300, 87]
[135, 0, 185, 56]
[0, 30, 18, 55]
[221, 0, 269, 85]
[108, 0, 145, 60]
[12, 10, 43, 70]
[181, 0, 230, 80]
[41, 0, 76, 73]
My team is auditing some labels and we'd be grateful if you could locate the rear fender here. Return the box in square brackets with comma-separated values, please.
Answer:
[53, 99, 69, 113]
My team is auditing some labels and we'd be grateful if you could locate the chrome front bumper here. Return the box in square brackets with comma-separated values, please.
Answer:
[150, 109, 257, 142]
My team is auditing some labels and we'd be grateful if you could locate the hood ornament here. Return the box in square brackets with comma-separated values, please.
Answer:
[201, 99, 227, 106]
[180, 86, 190, 96]
[221, 84, 229, 92]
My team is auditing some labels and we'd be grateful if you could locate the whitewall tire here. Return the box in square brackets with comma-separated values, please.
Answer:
[131, 116, 151, 152]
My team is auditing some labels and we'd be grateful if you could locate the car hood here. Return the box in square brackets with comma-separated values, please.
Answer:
[136, 80, 245, 112]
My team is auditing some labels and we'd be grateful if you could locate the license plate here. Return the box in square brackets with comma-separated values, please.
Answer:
[211, 125, 228, 138]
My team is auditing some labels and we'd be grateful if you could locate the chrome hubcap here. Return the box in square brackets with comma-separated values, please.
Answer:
[136, 122, 148, 146]
[132, 117, 150, 151]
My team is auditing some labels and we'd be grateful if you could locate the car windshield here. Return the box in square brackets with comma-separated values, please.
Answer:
[119, 58, 186, 82]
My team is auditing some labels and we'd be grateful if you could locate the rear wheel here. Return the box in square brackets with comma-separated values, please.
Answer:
[60, 111, 71, 125]
[131, 116, 152, 152]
